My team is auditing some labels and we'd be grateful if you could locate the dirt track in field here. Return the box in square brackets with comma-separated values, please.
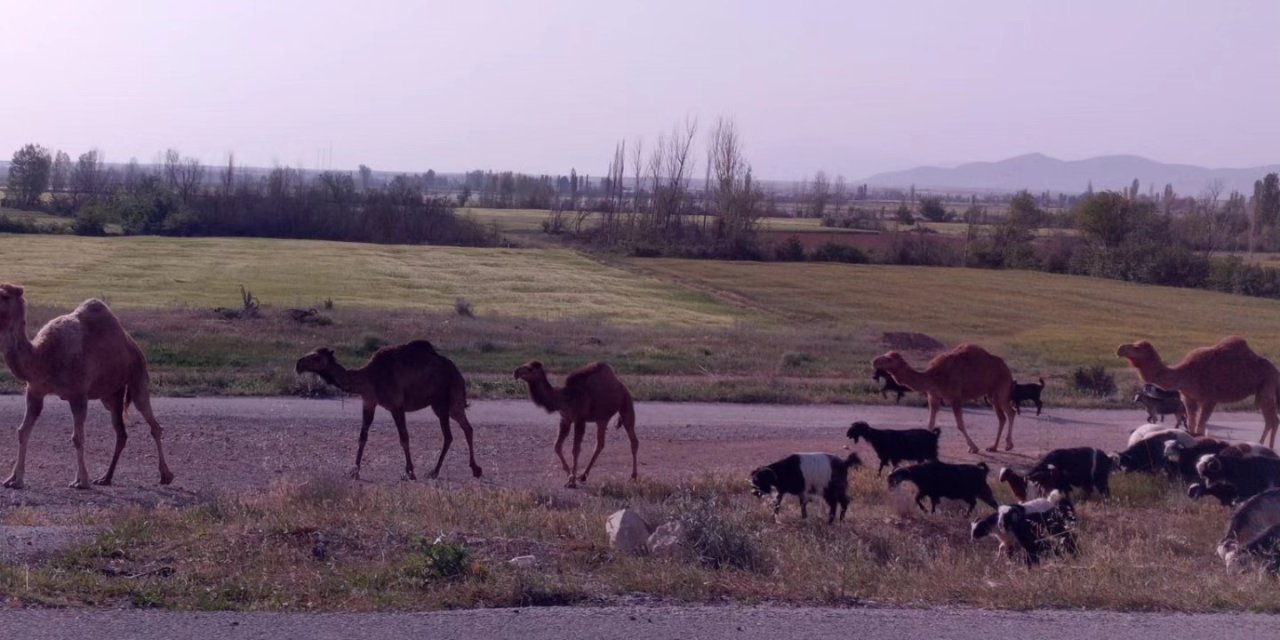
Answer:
[0, 396, 1265, 513]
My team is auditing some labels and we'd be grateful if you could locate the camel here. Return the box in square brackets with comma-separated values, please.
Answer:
[1117, 337, 1280, 447]
[295, 340, 482, 480]
[872, 344, 1017, 453]
[512, 360, 638, 488]
[0, 284, 174, 489]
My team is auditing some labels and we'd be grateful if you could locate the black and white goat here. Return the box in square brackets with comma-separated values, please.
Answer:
[1188, 450, 1280, 506]
[1133, 383, 1188, 428]
[750, 452, 862, 524]
[1114, 426, 1195, 475]
[873, 368, 912, 403]
[971, 490, 1077, 565]
[1025, 447, 1113, 499]
[1217, 488, 1280, 572]
[1163, 437, 1231, 482]
[887, 461, 998, 515]
[846, 421, 940, 476]
[1010, 378, 1046, 416]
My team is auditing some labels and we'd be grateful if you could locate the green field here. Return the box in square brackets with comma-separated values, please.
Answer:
[4, 232, 1277, 403]
[0, 207, 73, 229]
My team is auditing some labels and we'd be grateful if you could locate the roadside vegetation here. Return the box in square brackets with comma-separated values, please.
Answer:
[1, 471, 1270, 612]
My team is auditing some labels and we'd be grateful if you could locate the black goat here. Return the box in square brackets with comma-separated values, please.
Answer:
[1010, 378, 1046, 416]
[846, 421, 940, 476]
[1192, 453, 1280, 505]
[750, 452, 862, 524]
[1026, 447, 1113, 498]
[887, 461, 997, 515]
[1133, 383, 1188, 429]
[873, 368, 912, 403]
[971, 490, 1077, 565]
[1114, 428, 1194, 476]
[1163, 437, 1231, 482]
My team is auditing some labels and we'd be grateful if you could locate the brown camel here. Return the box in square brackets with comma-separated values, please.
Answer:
[1117, 337, 1280, 447]
[512, 360, 638, 488]
[872, 344, 1017, 453]
[295, 340, 482, 480]
[0, 284, 174, 489]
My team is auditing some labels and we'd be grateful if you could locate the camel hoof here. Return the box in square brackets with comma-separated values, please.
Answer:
[69, 479, 91, 490]
[3, 477, 23, 490]
[347, 467, 361, 480]
[92, 476, 113, 486]
[159, 471, 174, 485]
[564, 478, 578, 489]
[1004, 442, 1015, 451]
[471, 466, 483, 478]
[967, 446, 980, 454]
[985, 446, 999, 453]
[426, 471, 439, 480]
[578, 473, 589, 483]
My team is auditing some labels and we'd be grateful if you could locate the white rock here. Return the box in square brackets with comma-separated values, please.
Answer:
[508, 555, 537, 567]
[646, 520, 684, 555]
[605, 509, 651, 555]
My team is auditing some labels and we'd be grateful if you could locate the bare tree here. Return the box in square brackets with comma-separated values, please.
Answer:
[50, 150, 71, 193]
[808, 170, 831, 218]
[645, 118, 698, 238]
[70, 149, 107, 206]
[220, 154, 237, 195]
[358, 164, 373, 192]
[707, 117, 763, 251]
[174, 156, 205, 203]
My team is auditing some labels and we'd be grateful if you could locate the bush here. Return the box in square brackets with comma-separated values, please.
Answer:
[774, 236, 805, 262]
[1072, 365, 1117, 398]
[779, 351, 815, 368]
[809, 242, 868, 264]
[675, 493, 764, 571]
[454, 298, 475, 318]
[400, 536, 472, 583]
[0, 214, 37, 234]
[72, 208, 109, 236]
[358, 334, 389, 355]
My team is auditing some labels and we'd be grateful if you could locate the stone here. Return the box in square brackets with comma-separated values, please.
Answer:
[605, 509, 651, 555]
[646, 520, 684, 555]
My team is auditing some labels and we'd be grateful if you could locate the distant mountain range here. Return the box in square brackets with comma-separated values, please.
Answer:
[860, 153, 1280, 196]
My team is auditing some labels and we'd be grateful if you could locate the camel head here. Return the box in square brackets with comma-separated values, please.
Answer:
[513, 360, 547, 383]
[871, 351, 909, 375]
[0, 284, 26, 333]
[1116, 341, 1161, 368]
[295, 347, 340, 385]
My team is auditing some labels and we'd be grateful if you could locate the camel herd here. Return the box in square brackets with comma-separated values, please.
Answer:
[1, 283, 1279, 493]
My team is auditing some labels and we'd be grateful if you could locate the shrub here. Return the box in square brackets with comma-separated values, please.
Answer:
[809, 242, 868, 263]
[1072, 365, 1117, 398]
[779, 351, 815, 368]
[774, 236, 806, 262]
[400, 536, 472, 584]
[675, 493, 763, 571]
[454, 298, 475, 318]
[72, 208, 108, 236]
[358, 334, 389, 355]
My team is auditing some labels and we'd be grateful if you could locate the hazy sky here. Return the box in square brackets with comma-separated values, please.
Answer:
[3, 0, 1277, 180]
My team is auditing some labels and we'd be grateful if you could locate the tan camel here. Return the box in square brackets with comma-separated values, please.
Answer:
[872, 344, 1017, 453]
[0, 285, 174, 489]
[513, 360, 638, 488]
[1117, 337, 1280, 447]
[295, 340, 482, 480]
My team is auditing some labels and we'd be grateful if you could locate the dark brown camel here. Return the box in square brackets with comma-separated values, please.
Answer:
[513, 360, 638, 488]
[295, 340, 481, 480]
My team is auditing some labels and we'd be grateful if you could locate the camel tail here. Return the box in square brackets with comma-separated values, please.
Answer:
[123, 365, 151, 421]
[615, 395, 636, 430]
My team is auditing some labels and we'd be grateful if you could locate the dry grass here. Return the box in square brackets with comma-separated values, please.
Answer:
[5, 471, 1276, 612]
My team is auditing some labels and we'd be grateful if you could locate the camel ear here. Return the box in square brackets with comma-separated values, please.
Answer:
[529, 360, 544, 370]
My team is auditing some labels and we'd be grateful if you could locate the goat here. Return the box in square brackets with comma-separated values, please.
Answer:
[998, 467, 1040, 502]
[1190, 452, 1280, 505]
[1010, 377, 1046, 416]
[1128, 423, 1195, 447]
[887, 461, 997, 515]
[1133, 383, 1188, 429]
[846, 421, 940, 476]
[1165, 439, 1275, 483]
[1115, 427, 1195, 475]
[971, 490, 1077, 565]
[873, 368, 912, 403]
[1218, 488, 1280, 572]
[1025, 447, 1113, 499]
[750, 452, 862, 524]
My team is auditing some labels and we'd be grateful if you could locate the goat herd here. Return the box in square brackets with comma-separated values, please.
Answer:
[753, 335, 1280, 572]
[2, 286, 1280, 573]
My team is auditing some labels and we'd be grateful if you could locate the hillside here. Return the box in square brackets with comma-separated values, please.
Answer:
[862, 153, 1280, 195]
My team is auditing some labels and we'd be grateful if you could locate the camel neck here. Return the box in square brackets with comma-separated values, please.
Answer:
[0, 321, 35, 384]
[324, 363, 370, 396]
[1136, 360, 1175, 387]
[887, 367, 935, 394]
[526, 375, 563, 412]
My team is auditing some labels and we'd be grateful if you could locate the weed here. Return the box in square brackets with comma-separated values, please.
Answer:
[455, 298, 475, 318]
[1073, 364, 1118, 398]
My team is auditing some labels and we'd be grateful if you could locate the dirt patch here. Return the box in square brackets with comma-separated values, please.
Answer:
[0, 525, 95, 563]
[880, 332, 946, 352]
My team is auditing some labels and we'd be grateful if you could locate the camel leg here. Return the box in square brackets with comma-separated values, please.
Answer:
[131, 384, 174, 485]
[624, 419, 639, 481]
[565, 419, 586, 488]
[1263, 397, 1280, 449]
[553, 417, 572, 475]
[927, 394, 941, 430]
[578, 419, 609, 483]
[1183, 399, 1200, 436]
[94, 390, 128, 486]
[950, 403, 979, 454]
[4, 393, 45, 490]
[1198, 402, 1217, 438]
[391, 409, 415, 481]
[69, 396, 91, 489]
[426, 405, 453, 480]
[351, 403, 375, 480]
[1001, 399, 1016, 451]
[449, 402, 483, 478]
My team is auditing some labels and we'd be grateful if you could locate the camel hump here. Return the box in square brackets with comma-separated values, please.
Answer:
[71, 298, 125, 331]
[402, 340, 439, 356]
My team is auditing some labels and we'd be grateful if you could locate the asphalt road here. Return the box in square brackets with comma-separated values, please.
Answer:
[4, 605, 1278, 640]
